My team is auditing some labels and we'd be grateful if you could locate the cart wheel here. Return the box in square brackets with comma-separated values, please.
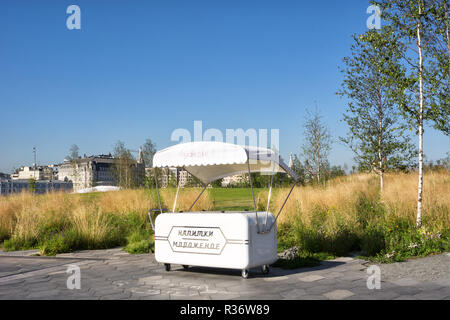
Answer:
[182, 265, 189, 270]
[261, 265, 270, 275]
[241, 269, 249, 279]
[164, 263, 171, 271]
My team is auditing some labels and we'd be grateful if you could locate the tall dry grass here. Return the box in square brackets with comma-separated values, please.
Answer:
[258, 170, 450, 259]
[70, 206, 111, 246]
[381, 171, 449, 229]
[98, 189, 157, 217]
[261, 171, 449, 232]
[0, 192, 75, 243]
[0, 189, 159, 247]
[0, 187, 212, 250]
[271, 174, 375, 224]
[159, 187, 213, 212]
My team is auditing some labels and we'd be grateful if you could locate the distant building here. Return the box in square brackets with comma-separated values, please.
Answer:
[0, 179, 73, 196]
[160, 167, 177, 188]
[148, 168, 248, 188]
[58, 154, 116, 191]
[58, 153, 145, 191]
[289, 153, 294, 169]
[0, 172, 10, 180]
[177, 169, 191, 187]
[146, 167, 193, 188]
[161, 168, 192, 188]
[12, 166, 54, 181]
[221, 174, 248, 187]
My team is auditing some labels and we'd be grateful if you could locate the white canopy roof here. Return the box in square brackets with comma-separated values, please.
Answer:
[153, 141, 298, 184]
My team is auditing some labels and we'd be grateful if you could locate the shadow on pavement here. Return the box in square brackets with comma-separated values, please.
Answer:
[166, 260, 346, 279]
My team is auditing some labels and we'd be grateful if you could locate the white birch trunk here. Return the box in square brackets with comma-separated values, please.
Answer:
[416, 5, 424, 228]
[378, 92, 384, 192]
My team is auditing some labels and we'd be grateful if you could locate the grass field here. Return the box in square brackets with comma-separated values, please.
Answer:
[0, 171, 448, 266]
[209, 188, 265, 211]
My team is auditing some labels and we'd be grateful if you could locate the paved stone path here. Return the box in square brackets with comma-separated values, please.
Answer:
[0, 248, 448, 300]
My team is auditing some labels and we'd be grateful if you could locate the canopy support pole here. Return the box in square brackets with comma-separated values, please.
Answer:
[154, 168, 163, 214]
[247, 158, 261, 234]
[172, 172, 181, 213]
[268, 180, 296, 232]
[263, 172, 274, 233]
[187, 183, 208, 212]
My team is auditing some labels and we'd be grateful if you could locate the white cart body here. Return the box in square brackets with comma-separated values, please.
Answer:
[155, 212, 277, 269]
[151, 141, 298, 277]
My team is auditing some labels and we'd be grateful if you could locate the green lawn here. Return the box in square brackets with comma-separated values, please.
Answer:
[208, 188, 265, 211]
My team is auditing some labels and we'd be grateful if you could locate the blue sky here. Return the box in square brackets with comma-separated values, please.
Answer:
[0, 0, 448, 173]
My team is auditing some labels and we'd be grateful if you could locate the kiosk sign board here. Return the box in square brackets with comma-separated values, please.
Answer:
[168, 226, 226, 255]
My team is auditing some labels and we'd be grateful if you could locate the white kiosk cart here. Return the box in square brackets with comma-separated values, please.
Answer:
[150, 141, 298, 278]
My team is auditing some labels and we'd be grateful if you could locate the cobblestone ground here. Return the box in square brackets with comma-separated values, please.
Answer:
[0, 249, 449, 300]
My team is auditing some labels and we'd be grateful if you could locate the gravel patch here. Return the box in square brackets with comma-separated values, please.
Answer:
[379, 253, 450, 282]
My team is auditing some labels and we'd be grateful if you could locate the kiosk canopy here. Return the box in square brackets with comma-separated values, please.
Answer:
[152, 141, 298, 184]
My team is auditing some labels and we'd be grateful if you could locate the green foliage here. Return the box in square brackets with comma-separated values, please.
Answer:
[0, 230, 10, 243]
[372, 0, 449, 135]
[28, 178, 36, 193]
[276, 193, 449, 268]
[368, 223, 450, 263]
[295, 223, 360, 257]
[111, 140, 142, 188]
[338, 27, 416, 176]
[167, 170, 178, 188]
[250, 172, 292, 188]
[360, 223, 386, 256]
[142, 138, 156, 167]
[210, 178, 224, 188]
[289, 154, 307, 185]
[124, 229, 154, 254]
[3, 237, 37, 251]
[277, 222, 298, 253]
[273, 252, 323, 269]
[301, 107, 332, 183]
[39, 230, 78, 256]
[185, 173, 203, 187]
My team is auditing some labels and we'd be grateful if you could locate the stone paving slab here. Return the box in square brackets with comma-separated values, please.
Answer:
[323, 289, 355, 300]
[0, 249, 40, 257]
[0, 256, 89, 280]
[0, 248, 448, 300]
[298, 274, 325, 282]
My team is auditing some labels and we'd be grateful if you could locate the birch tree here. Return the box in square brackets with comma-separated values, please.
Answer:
[427, 0, 450, 135]
[338, 28, 416, 191]
[372, 0, 450, 227]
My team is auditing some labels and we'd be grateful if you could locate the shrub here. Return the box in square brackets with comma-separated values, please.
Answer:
[124, 229, 154, 254]
[39, 230, 77, 256]
[361, 223, 386, 256]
